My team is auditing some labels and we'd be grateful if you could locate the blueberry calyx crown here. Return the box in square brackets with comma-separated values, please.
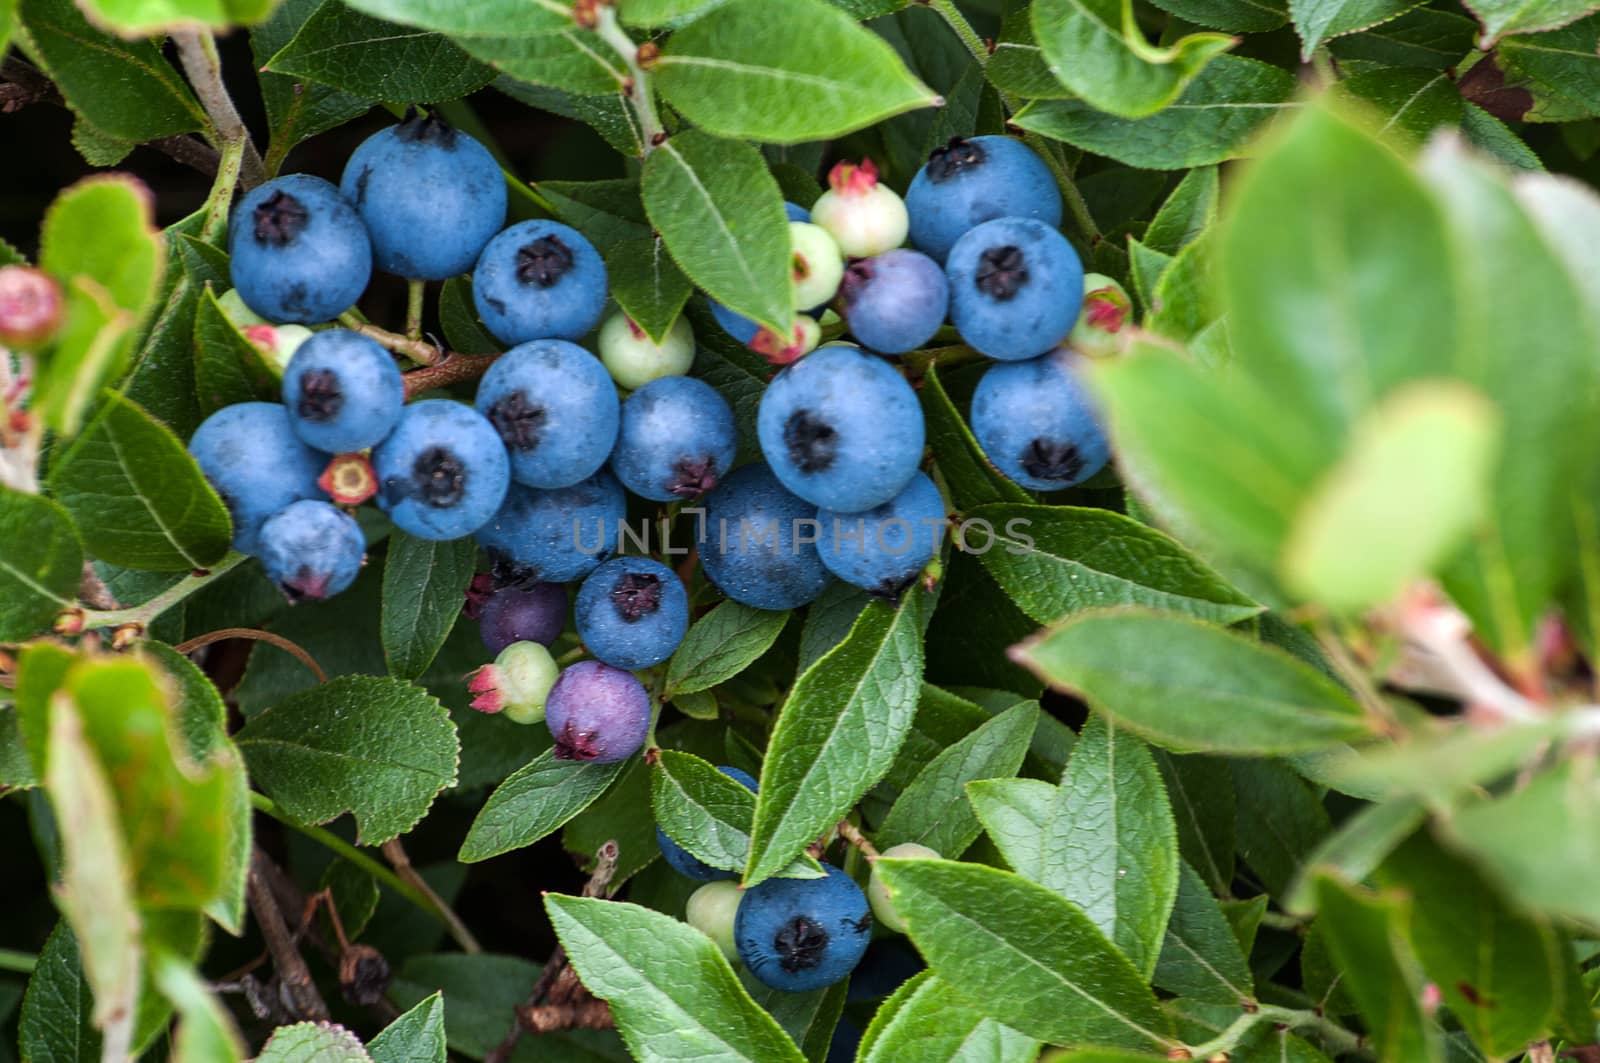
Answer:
[838, 259, 875, 308]
[925, 136, 986, 183]
[297, 368, 344, 422]
[395, 104, 457, 147]
[773, 915, 830, 972]
[610, 571, 662, 622]
[668, 455, 721, 498]
[516, 236, 576, 288]
[783, 409, 838, 474]
[487, 391, 548, 451]
[553, 720, 602, 761]
[975, 245, 1028, 301]
[1021, 438, 1083, 483]
[253, 190, 310, 247]
[412, 445, 467, 507]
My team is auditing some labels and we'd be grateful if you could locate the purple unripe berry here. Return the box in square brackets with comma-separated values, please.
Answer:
[478, 582, 568, 655]
[544, 660, 651, 764]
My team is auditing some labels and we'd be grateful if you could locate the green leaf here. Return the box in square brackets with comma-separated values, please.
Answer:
[458, 750, 624, 862]
[1144, 167, 1218, 256]
[666, 600, 789, 697]
[919, 364, 1030, 512]
[1149, 0, 1287, 31]
[1017, 609, 1374, 755]
[988, 7, 1073, 99]
[878, 702, 1038, 857]
[546, 894, 807, 1063]
[437, 278, 498, 355]
[338, 0, 575, 37]
[1031, 0, 1235, 118]
[651, 749, 757, 873]
[74, 0, 273, 36]
[381, 532, 476, 681]
[149, 951, 245, 1063]
[19, 922, 101, 1063]
[1154, 862, 1254, 1005]
[655, 0, 938, 143]
[1152, 750, 1234, 896]
[971, 503, 1260, 628]
[537, 178, 651, 253]
[1281, 382, 1499, 611]
[1463, 0, 1597, 42]
[875, 859, 1174, 1051]
[17, 0, 205, 142]
[368, 992, 447, 1063]
[621, 0, 736, 26]
[256, 1023, 373, 1063]
[1502, 15, 1600, 114]
[1291, 0, 1425, 57]
[745, 594, 925, 885]
[236, 675, 459, 845]
[1283, 797, 1425, 915]
[0, 488, 82, 641]
[605, 236, 695, 345]
[1377, 832, 1556, 1056]
[737, 974, 845, 1061]
[641, 131, 793, 335]
[36, 175, 166, 436]
[465, 29, 628, 97]
[858, 971, 1040, 1063]
[48, 391, 231, 572]
[1461, 103, 1543, 171]
[1014, 57, 1297, 170]
[1313, 874, 1441, 1062]
[266, 0, 495, 104]
[1232, 759, 1332, 898]
[966, 776, 1057, 879]
[1039, 715, 1178, 979]
[253, 0, 373, 175]
[1328, 7, 1478, 67]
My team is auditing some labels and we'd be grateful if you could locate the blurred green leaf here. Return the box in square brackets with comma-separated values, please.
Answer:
[381, 533, 475, 681]
[459, 750, 623, 862]
[0, 489, 82, 641]
[1283, 797, 1425, 916]
[75, 0, 273, 36]
[149, 951, 246, 1063]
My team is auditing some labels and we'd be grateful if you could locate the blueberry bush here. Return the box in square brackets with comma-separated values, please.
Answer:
[1, 0, 1599, 1059]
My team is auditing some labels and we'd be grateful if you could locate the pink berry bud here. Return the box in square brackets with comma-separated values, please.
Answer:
[0, 266, 64, 350]
[828, 158, 880, 197]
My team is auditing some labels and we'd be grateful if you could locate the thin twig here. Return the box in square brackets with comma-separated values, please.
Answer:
[175, 627, 327, 684]
[837, 819, 881, 861]
[171, 28, 266, 190]
[77, 553, 247, 631]
[405, 279, 426, 341]
[247, 849, 330, 1021]
[339, 315, 447, 366]
[594, 6, 664, 154]
[924, 0, 990, 64]
[148, 135, 222, 177]
[403, 352, 502, 396]
[381, 838, 483, 954]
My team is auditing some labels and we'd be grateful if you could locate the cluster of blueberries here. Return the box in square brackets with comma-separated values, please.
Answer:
[184, 109, 1124, 996]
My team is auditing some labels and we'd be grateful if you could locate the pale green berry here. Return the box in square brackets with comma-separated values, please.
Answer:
[686, 879, 743, 963]
[217, 288, 267, 329]
[468, 640, 560, 725]
[868, 842, 940, 934]
[1066, 273, 1132, 360]
[245, 323, 313, 375]
[812, 159, 909, 259]
[598, 312, 696, 390]
[790, 222, 845, 310]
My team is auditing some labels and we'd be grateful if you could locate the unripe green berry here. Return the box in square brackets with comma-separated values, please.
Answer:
[598, 312, 696, 390]
[245, 323, 313, 375]
[1066, 273, 1131, 360]
[217, 288, 268, 329]
[812, 159, 909, 259]
[467, 640, 559, 724]
[686, 879, 743, 963]
[789, 222, 845, 310]
[868, 842, 940, 934]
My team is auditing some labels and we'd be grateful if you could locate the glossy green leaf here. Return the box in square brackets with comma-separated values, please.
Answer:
[642, 130, 793, 335]
[967, 776, 1058, 880]
[546, 894, 807, 1063]
[459, 750, 624, 862]
[368, 992, 447, 1063]
[266, 0, 495, 104]
[338, 0, 574, 37]
[1291, 0, 1426, 57]
[459, 28, 627, 97]
[878, 701, 1038, 857]
[858, 971, 1040, 1063]
[1145, 167, 1218, 256]
[746, 593, 925, 885]
[651, 749, 756, 873]
[381, 533, 476, 681]
[1335, 68, 1464, 141]
[1464, 0, 1598, 42]
[605, 235, 696, 345]
[1326, 6, 1477, 67]
[1018, 609, 1374, 755]
[666, 600, 789, 697]
[256, 1023, 372, 1062]
[1031, 0, 1235, 118]
[537, 178, 650, 253]
[876, 859, 1175, 1051]
[1154, 862, 1254, 1005]
[252, 0, 373, 174]
[48, 391, 231, 572]
[656, 0, 939, 143]
[1502, 14, 1600, 114]
[1148, 0, 1288, 32]
[236, 675, 459, 845]
[192, 278, 278, 415]
[1014, 57, 1297, 170]
[0, 488, 83, 641]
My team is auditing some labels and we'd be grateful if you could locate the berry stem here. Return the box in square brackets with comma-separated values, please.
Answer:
[405, 279, 426, 341]
[340, 316, 446, 366]
[1022, 133, 1102, 242]
[1181, 1004, 1367, 1060]
[836, 818, 881, 861]
[75, 552, 247, 629]
[382, 838, 484, 954]
[200, 136, 247, 245]
[0, 950, 35, 975]
[170, 28, 266, 191]
[402, 351, 503, 397]
[924, 0, 989, 66]
[594, 4, 664, 156]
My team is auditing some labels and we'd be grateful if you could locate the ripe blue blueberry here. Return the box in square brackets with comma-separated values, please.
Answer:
[475, 471, 626, 585]
[473, 220, 607, 345]
[838, 249, 949, 355]
[709, 299, 760, 346]
[611, 376, 737, 502]
[280, 329, 403, 454]
[478, 582, 568, 655]
[757, 344, 924, 513]
[784, 201, 812, 223]
[946, 217, 1084, 361]
[187, 401, 326, 556]
[258, 500, 365, 602]
[544, 659, 650, 763]
[657, 766, 758, 881]
[372, 400, 510, 540]
[575, 556, 689, 670]
[817, 471, 944, 598]
[228, 174, 371, 324]
[736, 863, 873, 993]
[906, 136, 1062, 263]
[474, 339, 620, 489]
[340, 109, 506, 281]
[971, 347, 1109, 491]
[699, 463, 832, 611]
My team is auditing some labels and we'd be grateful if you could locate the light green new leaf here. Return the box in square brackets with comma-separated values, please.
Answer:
[236, 675, 459, 845]
[368, 992, 447, 1063]
[1291, 0, 1427, 57]
[642, 130, 793, 335]
[0, 488, 82, 641]
[858, 971, 1040, 1063]
[459, 750, 624, 862]
[381, 533, 476, 680]
[1017, 609, 1375, 755]
[149, 951, 246, 1063]
[256, 1023, 372, 1062]
[1031, 0, 1235, 118]
[1283, 797, 1426, 916]
[667, 600, 789, 696]
[48, 391, 232, 573]
[74, 0, 274, 37]
[875, 859, 1175, 1051]
[1281, 382, 1500, 611]
[1153, 863, 1254, 1005]
[622, 0, 737, 27]
[966, 776, 1058, 880]
[546, 895, 807, 1063]
[746, 594, 925, 885]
